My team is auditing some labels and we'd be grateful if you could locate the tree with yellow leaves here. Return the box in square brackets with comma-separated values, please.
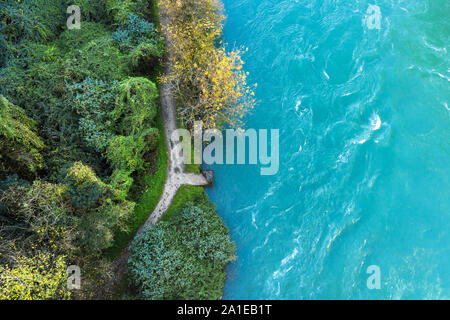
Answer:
[159, 0, 257, 130]
[0, 251, 70, 300]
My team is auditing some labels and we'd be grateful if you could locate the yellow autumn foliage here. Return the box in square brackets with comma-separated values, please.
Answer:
[159, 0, 256, 130]
[0, 251, 70, 300]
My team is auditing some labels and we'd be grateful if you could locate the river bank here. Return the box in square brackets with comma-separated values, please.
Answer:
[108, 0, 249, 299]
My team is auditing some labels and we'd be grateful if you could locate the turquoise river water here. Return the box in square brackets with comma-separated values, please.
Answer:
[205, 0, 449, 299]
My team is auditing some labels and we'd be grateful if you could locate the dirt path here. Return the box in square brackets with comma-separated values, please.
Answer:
[99, 4, 209, 298]
[138, 4, 209, 231]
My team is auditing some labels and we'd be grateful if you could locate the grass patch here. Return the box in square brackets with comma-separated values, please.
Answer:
[185, 162, 201, 174]
[177, 119, 202, 174]
[106, 113, 168, 258]
[184, 141, 202, 174]
[160, 185, 204, 222]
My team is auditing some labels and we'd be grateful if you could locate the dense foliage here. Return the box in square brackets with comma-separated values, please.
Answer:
[0, 95, 45, 177]
[0, 252, 70, 300]
[0, 0, 162, 299]
[128, 198, 235, 300]
[1, 0, 238, 300]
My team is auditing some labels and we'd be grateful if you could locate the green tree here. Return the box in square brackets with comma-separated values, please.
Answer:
[113, 77, 159, 135]
[0, 95, 44, 177]
[128, 201, 235, 300]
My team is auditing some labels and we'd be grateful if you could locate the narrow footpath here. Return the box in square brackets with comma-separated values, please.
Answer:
[99, 4, 210, 297]
[138, 1, 210, 227]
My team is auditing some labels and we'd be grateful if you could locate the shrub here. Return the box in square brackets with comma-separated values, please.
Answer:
[0, 44, 81, 169]
[161, 185, 204, 222]
[105, 117, 167, 258]
[64, 37, 126, 82]
[112, 77, 159, 135]
[128, 202, 235, 300]
[112, 14, 159, 53]
[129, 42, 163, 75]
[0, 95, 45, 177]
[68, 0, 108, 23]
[106, 0, 149, 25]
[57, 22, 109, 53]
[106, 134, 149, 198]
[76, 199, 133, 255]
[0, 0, 163, 300]
[107, 135, 147, 173]
[62, 161, 134, 255]
[0, 174, 30, 192]
[0, 0, 66, 44]
[0, 95, 44, 153]
[0, 29, 8, 68]
[0, 162, 134, 257]
[63, 161, 111, 211]
[0, 42, 67, 111]
[0, 180, 76, 255]
[0, 251, 70, 300]
[69, 78, 119, 152]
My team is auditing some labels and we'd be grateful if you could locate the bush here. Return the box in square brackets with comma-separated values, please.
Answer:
[76, 199, 133, 255]
[106, 0, 149, 25]
[0, 95, 44, 153]
[128, 202, 235, 300]
[129, 42, 163, 75]
[0, 251, 70, 300]
[0, 180, 76, 255]
[0, 43, 81, 168]
[112, 14, 159, 53]
[63, 161, 111, 211]
[107, 135, 146, 173]
[0, 0, 66, 44]
[0, 42, 67, 110]
[69, 78, 119, 152]
[106, 134, 149, 198]
[0, 29, 8, 68]
[0, 95, 45, 177]
[105, 117, 167, 258]
[64, 37, 126, 82]
[0, 162, 134, 257]
[0, 0, 165, 300]
[113, 77, 159, 135]
[68, 0, 108, 23]
[61, 162, 134, 254]
[57, 22, 109, 53]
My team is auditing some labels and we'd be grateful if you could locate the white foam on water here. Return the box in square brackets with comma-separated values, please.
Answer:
[294, 99, 301, 111]
[281, 248, 298, 266]
[357, 138, 368, 145]
[352, 113, 382, 145]
[370, 113, 382, 131]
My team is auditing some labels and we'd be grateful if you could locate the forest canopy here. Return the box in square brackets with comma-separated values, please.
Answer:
[1, 0, 238, 300]
[0, 0, 163, 299]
